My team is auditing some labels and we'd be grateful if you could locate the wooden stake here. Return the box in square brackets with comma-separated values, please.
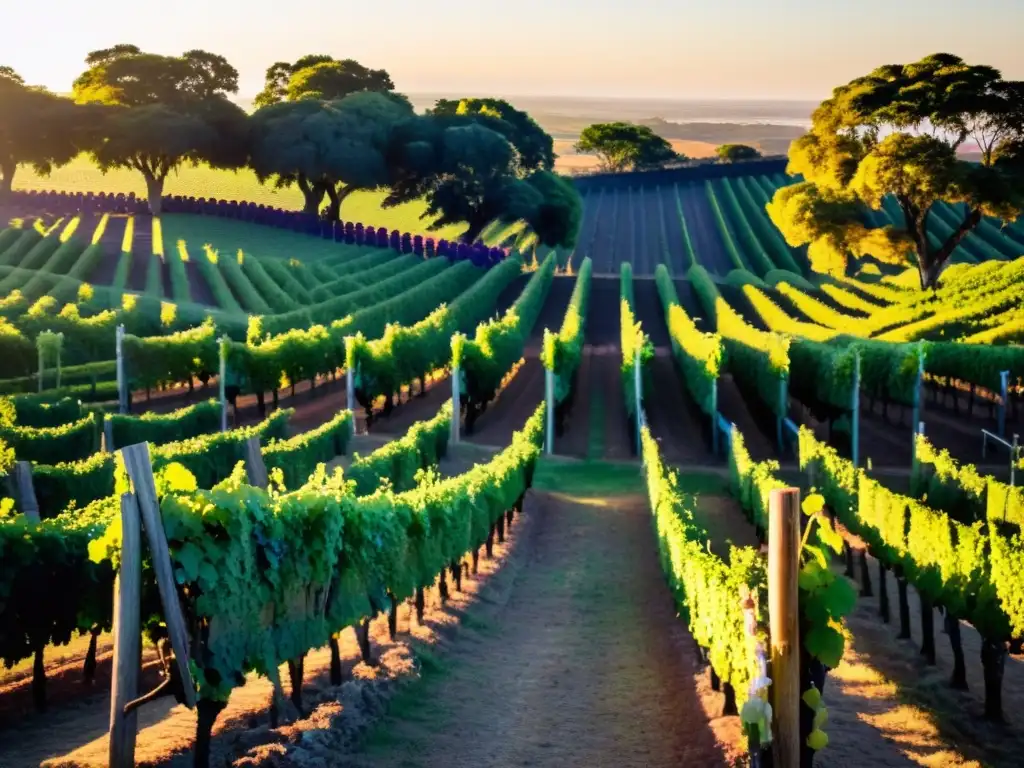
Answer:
[244, 436, 269, 489]
[14, 461, 39, 522]
[109, 493, 142, 768]
[769, 487, 801, 768]
[120, 443, 196, 709]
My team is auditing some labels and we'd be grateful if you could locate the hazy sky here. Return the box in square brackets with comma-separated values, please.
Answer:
[5, 0, 1023, 101]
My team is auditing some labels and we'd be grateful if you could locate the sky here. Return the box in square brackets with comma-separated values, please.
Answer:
[5, 0, 1024, 102]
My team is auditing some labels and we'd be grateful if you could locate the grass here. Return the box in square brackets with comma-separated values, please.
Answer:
[13, 156, 469, 243]
[533, 458, 644, 496]
[158, 214, 376, 272]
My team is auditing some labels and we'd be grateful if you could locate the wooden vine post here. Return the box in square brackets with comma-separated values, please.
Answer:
[219, 335, 229, 432]
[14, 461, 39, 522]
[109, 443, 197, 768]
[710, 380, 719, 455]
[109, 493, 142, 768]
[768, 487, 801, 768]
[244, 436, 269, 489]
[115, 323, 128, 415]
[851, 351, 861, 468]
[544, 367, 554, 455]
[451, 335, 462, 445]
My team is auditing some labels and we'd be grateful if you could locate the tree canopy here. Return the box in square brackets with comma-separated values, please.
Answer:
[0, 69, 82, 195]
[253, 56, 394, 107]
[574, 122, 680, 173]
[767, 53, 1024, 289]
[249, 91, 414, 219]
[385, 110, 580, 247]
[716, 143, 761, 163]
[73, 46, 248, 213]
[430, 98, 555, 172]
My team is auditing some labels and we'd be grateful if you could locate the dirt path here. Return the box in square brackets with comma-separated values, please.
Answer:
[718, 374, 778, 461]
[826, 550, 1024, 768]
[646, 350, 715, 463]
[350, 489, 738, 768]
[465, 355, 544, 447]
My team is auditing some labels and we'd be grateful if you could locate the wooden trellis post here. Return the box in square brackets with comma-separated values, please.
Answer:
[244, 436, 269, 489]
[14, 461, 39, 522]
[768, 487, 801, 768]
[109, 443, 197, 768]
[109, 493, 142, 768]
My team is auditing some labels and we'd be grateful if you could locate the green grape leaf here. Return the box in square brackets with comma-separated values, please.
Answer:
[198, 561, 220, 590]
[175, 541, 204, 584]
[805, 624, 846, 668]
[803, 493, 825, 517]
[815, 517, 845, 555]
[821, 577, 857, 620]
[803, 542, 830, 569]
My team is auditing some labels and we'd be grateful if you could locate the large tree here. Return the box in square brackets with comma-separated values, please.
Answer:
[253, 56, 394, 107]
[429, 98, 556, 172]
[249, 91, 414, 219]
[716, 143, 761, 163]
[574, 122, 680, 172]
[0, 68, 82, 196]
[385, 110, 581, 247]
[73, 47, 248, 214]
[767, 54, 1024, 289]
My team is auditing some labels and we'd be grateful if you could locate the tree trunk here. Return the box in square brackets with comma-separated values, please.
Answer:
[920, 597, 936, 665]
[194, 699, 227, 768]
[913, 204, 982, 290]
[32, 644, 46, 712]
[982, 638, 1007, 722]
[451, 561, 462, 592]
[917, 256, 946, 292]
[897, 573, 912, 639]
[324, 185, 357, 222]
[328, 635, 342, 685]
[859, 550, 873, 597]
[722, 682, 738, 716]
[438, 568, 449, 603]
[297, 175, 326, 217]
[0, 160, 14, 196]
[356, 618, 373, 665]
[144, 173, 165, 215]
[946, 613, 968, 690]
[83, 626, 100, 683]
[287, 655, 305, 713]
[388, 592, 399, 639]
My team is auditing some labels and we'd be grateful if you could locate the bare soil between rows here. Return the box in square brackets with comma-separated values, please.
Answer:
[346, 490, 743, 768]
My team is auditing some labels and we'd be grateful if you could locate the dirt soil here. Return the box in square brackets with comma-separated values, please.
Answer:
[825, 549, 1024, 768]
[465, 355, 544, 448]
[183, 260, 215, 307]
[552, 345, 594, 459]
[345, 490, 743, 768]
[645, 350, 715, 464]
[718, 374, 778, 461]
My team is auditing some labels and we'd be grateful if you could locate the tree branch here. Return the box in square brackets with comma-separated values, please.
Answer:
[935, 206, 983, 263]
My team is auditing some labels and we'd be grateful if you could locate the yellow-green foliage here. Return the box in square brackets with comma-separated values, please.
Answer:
[654, 264, 722, 416]
[541, 258, 592, 404]
[346, 404, 451, 495]
[641, 424, 765, 705]
[800, 426, 1014, 638]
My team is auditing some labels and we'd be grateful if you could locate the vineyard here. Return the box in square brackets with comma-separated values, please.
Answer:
[2, 152, 1024, 768]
